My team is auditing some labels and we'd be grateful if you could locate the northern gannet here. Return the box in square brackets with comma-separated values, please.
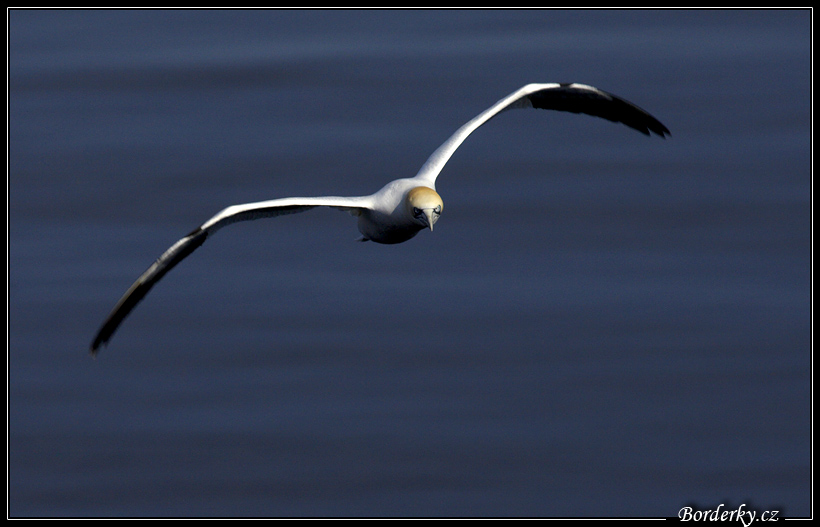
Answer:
[91, 83, 669, 355]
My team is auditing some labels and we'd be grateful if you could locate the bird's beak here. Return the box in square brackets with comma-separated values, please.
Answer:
[423, 209, 435, 231]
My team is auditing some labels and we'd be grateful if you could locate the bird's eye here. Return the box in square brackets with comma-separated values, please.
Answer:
[434, 206, 441, 214]
[413, 207, 422, 217]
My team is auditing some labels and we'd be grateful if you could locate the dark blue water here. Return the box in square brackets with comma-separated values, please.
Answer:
[9, 9, 811, 518]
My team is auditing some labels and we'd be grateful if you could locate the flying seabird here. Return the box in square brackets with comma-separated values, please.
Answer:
[90, 82, 669, 355]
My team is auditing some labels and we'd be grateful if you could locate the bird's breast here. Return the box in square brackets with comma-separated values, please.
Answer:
[357, 209, 422, 244]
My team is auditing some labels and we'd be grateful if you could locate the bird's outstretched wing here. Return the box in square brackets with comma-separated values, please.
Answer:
[90, 195, 373, 355]
[414, 83, 669, 185]
[92, 83, 669, 355]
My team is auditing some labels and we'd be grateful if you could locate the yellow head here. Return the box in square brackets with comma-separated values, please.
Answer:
[406, 186, 443, 231]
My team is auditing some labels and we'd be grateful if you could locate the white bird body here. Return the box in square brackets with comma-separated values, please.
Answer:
[91, 82, 668, 355]
[356, 179, 442, 243]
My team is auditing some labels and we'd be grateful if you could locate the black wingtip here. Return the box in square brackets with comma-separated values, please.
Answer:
[649, 120, 671, 139]
[527, 84, 670, 139]
[89, 337, 105, 358]
[89, 227, 209, 357]
[90, 317, 117, 357]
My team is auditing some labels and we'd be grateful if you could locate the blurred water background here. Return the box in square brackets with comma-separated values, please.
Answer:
[8, 9, 811, 517]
